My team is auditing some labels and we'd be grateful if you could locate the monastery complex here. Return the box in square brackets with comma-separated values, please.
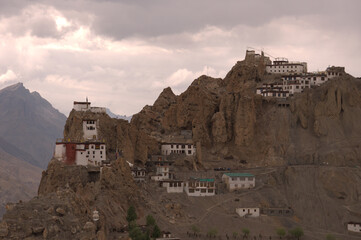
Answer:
[245, 50, 346, 98]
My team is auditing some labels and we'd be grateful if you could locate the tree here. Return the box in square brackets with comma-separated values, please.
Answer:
[233, 232, 238, 239]
[129, 226, 143, 240]
[127, 206, 137, 224]
[326, 234, 336, 240]
[289, 227, 304, 240]
[242, 228, 250, 238]
[276, 228, 286, 239]
[191, 225, 200, 235]
[146, 214, 156, 227]
[152, 225, 161, 238]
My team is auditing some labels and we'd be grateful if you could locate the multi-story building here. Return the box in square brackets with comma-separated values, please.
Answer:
[266, 58, 307, 74]
[54, 140, 106, 166]
[222, 173, 255, 191]
[184, 178, 216, 197]
[161, 143, 196, 156]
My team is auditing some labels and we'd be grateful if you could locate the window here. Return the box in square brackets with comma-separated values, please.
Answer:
[296, 86, 299, 89]
[254, 209, 257, 212]
[171, 144, 173, 148]
[91, 145, 94, 149]
[176, 145, 179, 149]
[188, 144, 192, 148]
[189, 189, 194, 193]
[100, 151, 102, 154]
[87, 151, 90, 154]
[243, 209, 246, 212]
[181, 145, 185, 149]
[208, 189, 213, 193]
[188, 150, 191, 154]
[93, 151, 95, 154]
[101, 146, 104, 149]
[201, 189, 206, 193]
[313, 77, 316, 80]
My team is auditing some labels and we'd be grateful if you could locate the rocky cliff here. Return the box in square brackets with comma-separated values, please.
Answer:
[1, 54, 361, 239]
[131, 57, 361, 168]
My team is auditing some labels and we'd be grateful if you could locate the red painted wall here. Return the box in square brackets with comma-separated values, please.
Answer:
[65, 143, 76, 165]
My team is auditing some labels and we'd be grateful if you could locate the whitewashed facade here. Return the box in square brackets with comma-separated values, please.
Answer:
[161, 143, 196, 156]
[266, 59, 307, 74]
[83, 120, 98, 140]
[184, 178, 215, 197]
[222, 173, 255, 191]
[236, 208, 260, 218]
[161, 181, 184, 193]
[151, 165, 170, 181]
[73, 100, 106, 113]
[347, 223, 361, 233]
[54, 141, 106, 166]
[131, 167, 146, 182]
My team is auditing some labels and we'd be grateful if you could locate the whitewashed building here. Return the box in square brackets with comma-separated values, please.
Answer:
[73, 99, 106, 113]
[161, 143, 196, 156]
[151, 164, 170, 181]
[131, 167, 146, 182]
[184, 178, 216, 197]
[347, 222, 361, 233]
[222, 173, 255, 191]
[83, 119, 98, 140]
[236, 208, 260, 218]
[266, 58, 307, 74]
[160, 180, 184, 193]
[54, 140, 106, 166]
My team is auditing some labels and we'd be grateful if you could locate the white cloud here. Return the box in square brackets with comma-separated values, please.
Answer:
[0, 69, 17, 84]
[0, 3, 360, 117]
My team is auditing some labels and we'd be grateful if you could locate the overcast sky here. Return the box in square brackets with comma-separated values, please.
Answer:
[0, 0, 360, 116]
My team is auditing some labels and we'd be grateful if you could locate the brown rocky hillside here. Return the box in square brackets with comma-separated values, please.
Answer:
[1, 53, 361, 239]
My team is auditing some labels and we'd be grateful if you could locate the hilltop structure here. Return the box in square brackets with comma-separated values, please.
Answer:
[53, 99, 107, 167]
[255, 50, 345, 98]
[73, 99, 106, 113]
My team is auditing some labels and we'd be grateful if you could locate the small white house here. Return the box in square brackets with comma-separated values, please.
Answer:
[73, 101, 91, 111]
[347, 222, 361, 233]
[184, 178, 215, 197]
[160, 180, 184, 193]
[83, 120, 98, 140]
[73, 99, 106, 113]
[54, 140, 106, 166]
[151, 164, 170, 181]
[222, 173, 255, 191]
[236, 208, 260, 218]
[131, 167, 146, 182]
[161, 143, 196, 156]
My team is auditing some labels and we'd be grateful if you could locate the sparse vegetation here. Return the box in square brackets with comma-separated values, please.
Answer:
[289, 227, 304, 240]
[242, 228, 250, 238]
[326, 234, 336, 240]
[276, 228, 286, 239]
[191, 225, 200, 236]
[207, 228, 218, 238]
[233, 232, 238, 239]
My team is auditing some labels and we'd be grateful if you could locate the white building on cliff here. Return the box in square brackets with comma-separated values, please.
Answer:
[54, 140, 106, 166]
[73, 99, 106, 113]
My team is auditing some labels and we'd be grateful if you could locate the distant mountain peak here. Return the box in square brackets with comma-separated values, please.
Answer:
[0, 82, 27, 94]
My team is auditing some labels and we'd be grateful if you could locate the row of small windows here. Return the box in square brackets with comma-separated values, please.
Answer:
[86, 120, 95, 124]
[170, 150, 192, 154]
[269, 65, 300, 68]
[170, 144, 193, 149]
[188, 189, 214, 193]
